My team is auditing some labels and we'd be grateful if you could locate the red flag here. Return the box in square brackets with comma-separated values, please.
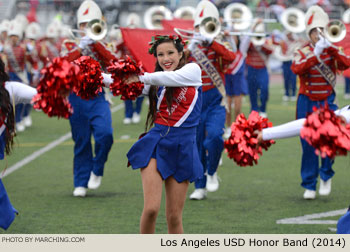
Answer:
[120, 28, 176, 72]
[161, 18, 194, 31]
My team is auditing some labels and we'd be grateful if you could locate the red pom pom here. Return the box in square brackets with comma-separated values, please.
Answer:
[300, 104, 350, 158]
[107, 56, 144, 100]
[32, 57, 79, 118]
[73, 56, 104, 100]
[224, 111, 275, 166]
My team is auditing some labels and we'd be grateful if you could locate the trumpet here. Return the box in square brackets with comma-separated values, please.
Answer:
[318, 19, 346, 43]
[70, 19, 107, 41]
[174, 17, 266, 40]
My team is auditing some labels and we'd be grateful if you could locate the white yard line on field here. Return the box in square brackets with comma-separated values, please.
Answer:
[276, 208, 347, 225]
[2, 103, 124, 178]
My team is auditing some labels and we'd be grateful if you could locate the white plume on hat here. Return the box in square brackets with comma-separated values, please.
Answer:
[46, 23, 59, 38]
[194, 0, 219, 27]
[25, 22, 41, 40]
[0, 19, 10, 33]
[8, 19, 24, 39]
[304, 5, 329, 38]
[77, 0, 102, 27]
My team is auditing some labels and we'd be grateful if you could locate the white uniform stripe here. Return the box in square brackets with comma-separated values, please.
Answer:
[174, 88, 198, 127]
[0, 124, 5, 136]
[157, 88, 166, 111]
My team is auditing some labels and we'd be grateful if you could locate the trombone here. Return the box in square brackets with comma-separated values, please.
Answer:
[70, 19, 107, 41]
[174, 17, 266, 40]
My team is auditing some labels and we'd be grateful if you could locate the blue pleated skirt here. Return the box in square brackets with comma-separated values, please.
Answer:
[127, 124, 203, 183]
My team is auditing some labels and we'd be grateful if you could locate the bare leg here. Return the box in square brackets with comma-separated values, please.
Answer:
[226, 95, 233, 127]
[234, 95, 243, 121]
[140, 158, 163, 234]
[164, 177, 189, 234]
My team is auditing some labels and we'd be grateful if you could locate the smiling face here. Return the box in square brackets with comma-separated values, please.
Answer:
[156, 41, 183, 71]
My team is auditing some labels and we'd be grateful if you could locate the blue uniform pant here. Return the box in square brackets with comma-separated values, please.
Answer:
[69, 93, 114, 188]
[247, 66, 269, 113]
[194, 88, 225, 189]
[124, 96, 144, 118]
[282, 61, 297, 97]
[296, 94, 337, 190]
[8, 72, 26, 123]
[0, 179, 18, 230]
[15, 104, 32, 123]
[345, 77, 350, 94]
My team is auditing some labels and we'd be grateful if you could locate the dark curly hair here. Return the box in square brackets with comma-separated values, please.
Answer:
[0, 58, 15, 156]
[145, 37, 186, 131]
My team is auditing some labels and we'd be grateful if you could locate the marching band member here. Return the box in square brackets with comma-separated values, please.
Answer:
[38, 23, 61, 67]
[291, 5, 350, 200]
[222, 30, 250, 139]
[0, 58, 37, 230]
[126, 34, 203, 233]
[343, 67, 350, 99]
[3, 19, 38, 132]
[21, 22, 42, 129]
[61, 0, 118, 197]
[273, 30, 301, 102]
[186, 1, 238, 200]
[0, 19, 10, 52]
[245, 19, 273, 118]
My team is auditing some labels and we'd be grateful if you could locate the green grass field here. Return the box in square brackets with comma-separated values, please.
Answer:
[1, 75, 349, 234]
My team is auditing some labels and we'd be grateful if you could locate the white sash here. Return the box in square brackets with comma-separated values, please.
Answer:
[191, 45, 227, 110]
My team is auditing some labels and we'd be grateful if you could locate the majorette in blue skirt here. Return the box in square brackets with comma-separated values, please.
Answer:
[127, 63, 203, 182]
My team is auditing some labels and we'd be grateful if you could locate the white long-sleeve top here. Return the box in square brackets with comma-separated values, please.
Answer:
[139, 63, 202, 96]
[101, 63, 202, 96]
[1, 81, 37, 135]
[5, 81, 37, 105]
[262, 105, 350, 141]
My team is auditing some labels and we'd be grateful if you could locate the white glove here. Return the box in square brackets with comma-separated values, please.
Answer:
[102, 73, 113, 87]
[187, 38, 201, 51]
[192, 32, 213, 46]
[314, 36, 331, 57]
[78, 36, 94, 49]
[26, 43, 34, 52]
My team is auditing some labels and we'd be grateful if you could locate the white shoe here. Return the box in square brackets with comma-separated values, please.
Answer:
[290, 96, 297, 102]
[259, 112, 267, 118]
[16, 121, 25, 132]
[123, 117, 132, 125]
[73, 187, 87, 197]
[319, 179, 331, 196]
[87, 172, 102, 189]
[344, 94, 350, 100]
[303, 189, 316, 200]
[206, 172, 219, 192]
[223, 127, 231, 139]
[282, 95, 289, 102]
[189, 189, 207, 200]
[132, 112, 141, 124]
[23, 116, 32, 127]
